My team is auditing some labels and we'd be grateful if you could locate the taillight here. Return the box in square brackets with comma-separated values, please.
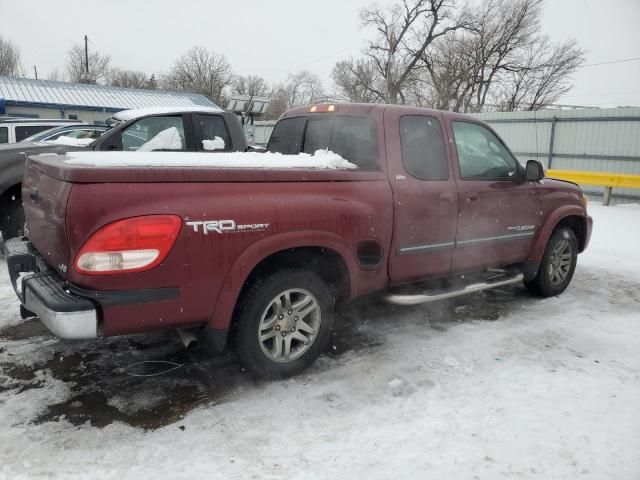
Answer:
[74, 215, 182, 275]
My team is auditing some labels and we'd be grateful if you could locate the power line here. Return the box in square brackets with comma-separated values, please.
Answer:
[563, 90, 640, 98]
[579, 56, 640, 68]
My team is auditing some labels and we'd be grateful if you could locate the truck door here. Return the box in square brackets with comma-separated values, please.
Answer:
[386, 109, 459, 284]
[448, 120, 541, 272]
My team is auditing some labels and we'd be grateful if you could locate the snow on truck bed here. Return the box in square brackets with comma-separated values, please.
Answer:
[63, 149, 358, 170]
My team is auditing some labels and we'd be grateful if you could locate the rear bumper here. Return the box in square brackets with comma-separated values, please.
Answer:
[23, 277, 99, 339]
[5, 238, 181, 340]
[5, 238, 98, 339]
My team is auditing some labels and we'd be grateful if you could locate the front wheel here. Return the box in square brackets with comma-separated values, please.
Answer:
[233, 269, 334, 379]
[525, 227, 578, 297]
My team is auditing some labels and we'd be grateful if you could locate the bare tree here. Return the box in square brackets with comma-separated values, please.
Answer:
[420, 33, 478, 111]
[106, 68, 149, 89]
[495, 37, 585, 111]
[466, 0, 544, 110]
[283, 70, 325, 108]
[66, 43, 111, 84]
[360, 0, 464, 104]
[233, 75, 270, 97]
[265, 71, 325, 119]
[417, 0, 584, 111]
[46, 68, 65, 82]
[162, 46, 234, 105]
[331, 58, 385, 103]
[145, 74, 158, 90]
[0, 35, 23, 77]
[264, 92, 289, 120]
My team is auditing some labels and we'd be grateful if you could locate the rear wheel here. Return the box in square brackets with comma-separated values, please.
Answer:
[525, 226, 578, 297]
[0, 196, 25, 241]
[234, 269, 334, 379]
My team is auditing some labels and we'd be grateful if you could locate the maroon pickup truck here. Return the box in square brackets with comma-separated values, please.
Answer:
[6, 104, 592, 378]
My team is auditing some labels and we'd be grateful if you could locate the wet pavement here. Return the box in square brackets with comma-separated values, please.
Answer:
[0, 285, 533, 430]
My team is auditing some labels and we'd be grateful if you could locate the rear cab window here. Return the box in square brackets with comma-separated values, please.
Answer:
[268, 115, 379, 170]
[0, 127, 7, 144]
[268, 118, 305, 155]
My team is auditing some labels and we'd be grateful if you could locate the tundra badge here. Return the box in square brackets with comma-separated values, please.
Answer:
[506, 225, 536, 232]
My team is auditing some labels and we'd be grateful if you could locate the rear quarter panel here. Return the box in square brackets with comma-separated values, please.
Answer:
[65, 179, 393, 336]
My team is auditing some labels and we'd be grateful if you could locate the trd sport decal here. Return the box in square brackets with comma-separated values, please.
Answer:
[186, 220, 270, 235]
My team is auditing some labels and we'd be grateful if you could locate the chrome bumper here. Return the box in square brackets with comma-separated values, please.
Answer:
[5, 238, 98, 340]
[22, 281, 98, 339]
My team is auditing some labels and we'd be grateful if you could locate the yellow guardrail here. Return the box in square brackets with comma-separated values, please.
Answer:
[546, 170, 640, 189]
[546, 169, 640, 205]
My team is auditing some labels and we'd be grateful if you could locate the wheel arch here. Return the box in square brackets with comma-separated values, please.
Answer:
[207, 231, 356, 331]
[554, 215, 588, 252]
[529, 206, 589, 262]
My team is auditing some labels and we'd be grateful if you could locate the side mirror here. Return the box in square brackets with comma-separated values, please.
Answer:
[525, 160, 545, 182]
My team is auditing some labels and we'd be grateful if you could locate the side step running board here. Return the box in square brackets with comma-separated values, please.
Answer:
[384, 273, 524, 306]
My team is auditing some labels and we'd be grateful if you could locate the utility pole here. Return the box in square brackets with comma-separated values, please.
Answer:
[33, 65, 38, 80]
[84, 35, 90, 77]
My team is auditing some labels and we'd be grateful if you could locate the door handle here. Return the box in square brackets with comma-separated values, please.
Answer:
[439, 193, 454, 203]
[467, 193, 479, 202]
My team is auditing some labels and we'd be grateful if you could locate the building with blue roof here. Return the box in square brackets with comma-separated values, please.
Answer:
[0, 76, 217, 124]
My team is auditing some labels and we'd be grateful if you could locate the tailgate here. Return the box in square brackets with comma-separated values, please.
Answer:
[22, 155, 73, 278]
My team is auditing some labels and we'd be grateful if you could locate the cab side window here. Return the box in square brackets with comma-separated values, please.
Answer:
[0, 127, 7, 144]
[121, 115, 186, 152]
[400, 116, 449, 181]
[15, 125, 52, 142]
[452, 121, 517, 180]
[197, 114, 231, 151]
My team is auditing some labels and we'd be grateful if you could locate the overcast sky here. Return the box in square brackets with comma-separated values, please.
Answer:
[1, 0, 639, 108]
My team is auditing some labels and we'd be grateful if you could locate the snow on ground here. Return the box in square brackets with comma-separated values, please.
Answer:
[63, 149, 358, 170]
[579, 203, 640, 280]
[1, 204, 639, 479]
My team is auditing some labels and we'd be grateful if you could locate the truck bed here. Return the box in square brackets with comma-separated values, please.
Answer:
[22, 151, 394, 337]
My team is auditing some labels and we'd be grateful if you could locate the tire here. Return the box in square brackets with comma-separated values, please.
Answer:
[0, 197, 25, 241]
[525, 226, 578, 297]
[233, 268, 334, 379]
